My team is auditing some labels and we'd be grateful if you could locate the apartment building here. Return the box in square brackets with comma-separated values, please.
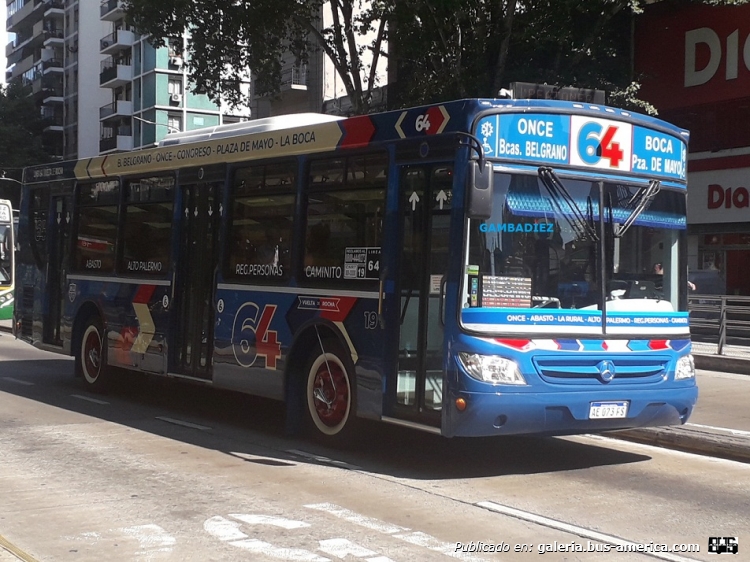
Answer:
[5, 0, 254, 159]
[6, 0, 384, 159]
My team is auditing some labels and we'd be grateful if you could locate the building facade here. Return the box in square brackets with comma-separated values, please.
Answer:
[5, 0, 259, 159]
[635, 1, 750, 295]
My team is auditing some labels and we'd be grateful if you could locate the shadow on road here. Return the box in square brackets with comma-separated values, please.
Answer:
[0, 356, 652, 481]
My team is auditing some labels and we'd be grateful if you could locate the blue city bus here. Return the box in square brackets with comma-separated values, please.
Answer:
[14, 99, 697, 440]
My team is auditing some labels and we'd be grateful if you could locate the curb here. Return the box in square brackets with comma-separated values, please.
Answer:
[611, 426, 750, 464]
[694, 353, 750, 376]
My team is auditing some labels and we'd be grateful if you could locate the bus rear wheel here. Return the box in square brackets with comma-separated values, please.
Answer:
[304, 343, 356, 442]
[77, 317, 109, 392]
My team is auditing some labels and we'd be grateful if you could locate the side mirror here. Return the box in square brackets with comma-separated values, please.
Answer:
[468, 160, 492, 219]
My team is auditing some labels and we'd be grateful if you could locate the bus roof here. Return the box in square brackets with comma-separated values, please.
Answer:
[22, 98, 688, 184]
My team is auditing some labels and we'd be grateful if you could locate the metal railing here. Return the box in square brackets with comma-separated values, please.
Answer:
[689, 294, 750, 355]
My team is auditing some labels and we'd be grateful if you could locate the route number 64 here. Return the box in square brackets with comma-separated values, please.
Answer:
[415, 114, 431, 132]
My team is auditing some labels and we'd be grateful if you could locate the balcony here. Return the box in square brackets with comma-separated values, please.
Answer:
[43, 113, 63, 132]
[7, 0, 42, 34]
[101, 0, 126, 21]
[100, 29, 135, 55]
[42, 0, 64, 17]
[42, 58, 63, 73]
[280, 64, 308, 91]
[100, 57, 133, 88]
[42, 86, 64, 104]
[43, 29, 64, 47]
[100, 126, 133, 153]
[100, 100, 133, 121]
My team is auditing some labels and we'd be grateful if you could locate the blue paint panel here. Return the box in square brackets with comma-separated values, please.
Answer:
[632, 126, 687, 181]
[496, 113, 571, 165]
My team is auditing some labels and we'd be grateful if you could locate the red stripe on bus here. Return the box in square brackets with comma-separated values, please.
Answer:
[133, 284, 156, 304]
[339, 116, 375, 148]
[320, 296, 357, 322]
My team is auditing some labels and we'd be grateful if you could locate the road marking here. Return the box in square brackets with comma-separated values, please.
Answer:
[686, 423, 750, 437]
[318, 538, 378, 558]
[477, 501, 699, 562]
[305, 504, 486, 562]
[155, 416, 211, 430]
[2, 377, 34, 386]
[228, 539, 329, 561]
[119, 524, 175, 555]
[229, 514, 310, 530]
[305, 503, 408, 535]
[71, 394, 109, 405]
[0, 533, 38, 562]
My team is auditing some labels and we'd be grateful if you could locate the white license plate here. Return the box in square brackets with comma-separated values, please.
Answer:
[589, 401, 628, 419]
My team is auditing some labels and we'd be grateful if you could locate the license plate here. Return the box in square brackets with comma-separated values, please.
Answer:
[589, 401, 628, 419]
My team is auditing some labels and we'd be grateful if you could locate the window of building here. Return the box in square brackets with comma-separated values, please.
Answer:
[167, 115, 182, 133]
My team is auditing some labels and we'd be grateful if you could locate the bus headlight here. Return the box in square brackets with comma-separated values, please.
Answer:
[458, 352, 526, 385]
[675, 354, 695, 380]
[0, 294, 6, 303]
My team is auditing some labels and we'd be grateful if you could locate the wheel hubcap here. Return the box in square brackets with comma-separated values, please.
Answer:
[312, 360, 349, 428]
[84, 331, 101, 380]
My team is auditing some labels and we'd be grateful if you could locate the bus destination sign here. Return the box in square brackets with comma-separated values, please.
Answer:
[476, 113, 687, 181]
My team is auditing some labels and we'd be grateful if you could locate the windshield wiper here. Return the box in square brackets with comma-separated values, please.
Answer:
[538, 167, 599, 241]
[613, 179, 660, 238]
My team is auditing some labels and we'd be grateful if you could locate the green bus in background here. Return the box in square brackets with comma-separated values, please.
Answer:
[0, 200, 15, 320]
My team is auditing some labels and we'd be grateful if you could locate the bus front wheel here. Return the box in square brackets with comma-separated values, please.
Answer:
[77, 317, 109, 392]
[304, 343, 356, 442]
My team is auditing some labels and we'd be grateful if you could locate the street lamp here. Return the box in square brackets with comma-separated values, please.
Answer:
[132, 115, 180, 134]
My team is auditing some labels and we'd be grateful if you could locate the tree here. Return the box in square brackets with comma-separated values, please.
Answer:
[124, 0, 389, 115]
[0, 81, 53, 182]
[390, 0, 750, 114]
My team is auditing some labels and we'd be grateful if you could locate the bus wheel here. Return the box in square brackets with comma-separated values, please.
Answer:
[78, 317, 109, 392]
[304, 344, 356, 442]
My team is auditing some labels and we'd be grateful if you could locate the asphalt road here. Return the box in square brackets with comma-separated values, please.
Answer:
[0, 333, 746, 562]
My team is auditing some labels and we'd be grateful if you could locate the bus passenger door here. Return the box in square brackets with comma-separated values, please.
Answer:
[173, 181, 221, 379]
[386, 165, 453, 428]
[44, 194, 71, 346]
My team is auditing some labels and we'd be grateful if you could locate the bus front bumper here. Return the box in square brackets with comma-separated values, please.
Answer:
[443, 385, 698, 438]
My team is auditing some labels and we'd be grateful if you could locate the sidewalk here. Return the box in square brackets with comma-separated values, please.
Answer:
[612, 350, 750, 463]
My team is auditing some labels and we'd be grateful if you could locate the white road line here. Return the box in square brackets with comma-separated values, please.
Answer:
[155, 416, 211, 430]
[477, 501, 699, 562]
[305, 503, 409, 535]
[71, 394, 109, 405]
[2, 377, 34, 386]
[686, 423, 750, 437]
[305, 504, 487, 562]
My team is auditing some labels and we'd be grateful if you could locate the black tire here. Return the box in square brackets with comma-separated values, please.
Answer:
[77, 316, 110, 392]
[303, 341, 357, 443]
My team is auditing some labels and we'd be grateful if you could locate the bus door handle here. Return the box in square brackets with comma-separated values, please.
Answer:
[378, 267, 388, 329]
[439, 275, 447, 325]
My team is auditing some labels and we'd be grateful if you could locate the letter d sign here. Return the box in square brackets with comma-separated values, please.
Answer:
[685, 28, 721, 87]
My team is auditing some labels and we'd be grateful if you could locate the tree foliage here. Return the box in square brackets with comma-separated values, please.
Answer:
[125, 0, 750, 117]
[0, 82, 53, 180]
[125, 0, 389, 114]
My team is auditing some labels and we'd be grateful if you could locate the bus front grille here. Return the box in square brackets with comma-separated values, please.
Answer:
[533, 356, 669, 385]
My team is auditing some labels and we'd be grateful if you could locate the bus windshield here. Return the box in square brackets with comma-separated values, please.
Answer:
[465, 170, 687, 319]
[0, 224, 12, 285]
